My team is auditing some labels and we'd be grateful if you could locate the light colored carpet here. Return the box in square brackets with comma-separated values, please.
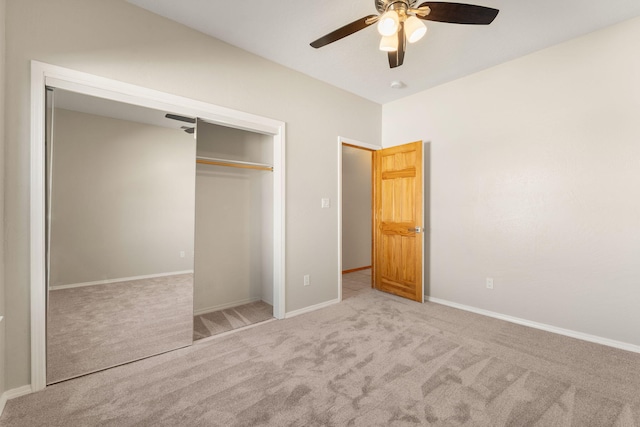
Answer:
[5, 277, 640, 425]
[47, 273, 193, 384]
[193, 301, 274, 341]
[342, 268, 372, 300]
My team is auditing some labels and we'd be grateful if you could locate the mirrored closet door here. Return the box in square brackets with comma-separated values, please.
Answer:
[46, 88, 196, 384]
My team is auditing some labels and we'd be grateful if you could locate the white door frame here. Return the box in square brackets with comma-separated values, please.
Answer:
[30, 61, 286, 391]
[337, 136, 381, 301]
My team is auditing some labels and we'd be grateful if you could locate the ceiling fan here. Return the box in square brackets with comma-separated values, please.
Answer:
[310, 1, 499, 68]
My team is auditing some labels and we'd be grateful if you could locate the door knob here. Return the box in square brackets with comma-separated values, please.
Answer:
[410, 227, 422, 233]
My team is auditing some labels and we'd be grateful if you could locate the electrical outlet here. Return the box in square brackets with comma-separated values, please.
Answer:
[180, 251, 185, 258]
[486, 278, 494, 289]
[304, 275, 310, 286]
[321, 198, 330, 209]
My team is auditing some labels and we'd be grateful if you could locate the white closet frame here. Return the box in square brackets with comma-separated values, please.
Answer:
[29, 61, 286, 392]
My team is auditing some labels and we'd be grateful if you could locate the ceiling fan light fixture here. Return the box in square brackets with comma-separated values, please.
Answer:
[379, 34, 398, 52]
[404, 15, 427, 43]
[377, 10, 399, 36]
[308, 1, 500, 69]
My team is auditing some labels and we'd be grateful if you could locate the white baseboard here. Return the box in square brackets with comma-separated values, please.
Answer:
[0, 385, 34, 416]
[426, 296, 640, 354]
[285, 298, 340, 319]
[50, 270, 194, 290]
[194, 297, 263, 316]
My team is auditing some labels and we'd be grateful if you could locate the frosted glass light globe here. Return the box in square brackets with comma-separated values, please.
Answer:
[379, 35, 398, 52]
[405, 15, 427, 43]
[377, 10, 399, 37]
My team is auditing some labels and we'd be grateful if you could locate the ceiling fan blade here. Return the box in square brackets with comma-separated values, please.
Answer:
[311, 15, 378, 48]
[388, 22, 406, 68]
[417, 2, 499, 25]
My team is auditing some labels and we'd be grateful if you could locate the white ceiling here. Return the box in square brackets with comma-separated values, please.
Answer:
[127, 0, 640, 104]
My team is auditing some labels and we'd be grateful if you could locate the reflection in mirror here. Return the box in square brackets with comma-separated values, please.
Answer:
[46, 88, 196, 384]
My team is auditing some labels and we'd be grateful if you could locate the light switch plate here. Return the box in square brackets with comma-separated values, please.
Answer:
[321, 198, 330, 208]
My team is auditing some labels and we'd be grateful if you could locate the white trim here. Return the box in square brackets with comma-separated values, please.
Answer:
[31, 62, 48, 393]
[337, 136, 380, 303]
[4, 385, 34, 399]
[30, 61, 287, 391]
[285, 298, 341, 319]
[193, 297, 263, 316]
[44, 76, 279, 136]
[337, 140, 343, 303]
[0, 385, 34, 416]
[50, 270, 194, 290]
[273, 118, 286, 320]
[421, 141, 427, 303]
[426, 296, 640, 354]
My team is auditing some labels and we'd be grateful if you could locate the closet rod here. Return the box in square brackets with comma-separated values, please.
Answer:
[196, 156, 273, 172]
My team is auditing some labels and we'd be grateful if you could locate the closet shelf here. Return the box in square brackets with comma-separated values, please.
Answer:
[196, 156, 273, 172]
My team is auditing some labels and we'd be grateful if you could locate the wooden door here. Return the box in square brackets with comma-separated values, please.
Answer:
[374, 141, 423, 302]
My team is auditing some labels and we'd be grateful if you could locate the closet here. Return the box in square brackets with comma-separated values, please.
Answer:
[43, 91, 279, 384]
[31, 63, 285, 390]
[192, 120, 275, 340]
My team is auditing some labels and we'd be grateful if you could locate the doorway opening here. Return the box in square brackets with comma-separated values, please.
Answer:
[341, 143, 374, 300]
[338, 137, 380, 301]
[338, 137, 430, 304]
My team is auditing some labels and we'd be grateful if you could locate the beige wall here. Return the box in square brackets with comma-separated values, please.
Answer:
[4, 0, 381, 389]
[49, 108, 196, 287]
[341, 146, 371, 271]
[0, 0, 6, 401]
[194, 122, 273, 313]
[383, 16, 640, 346]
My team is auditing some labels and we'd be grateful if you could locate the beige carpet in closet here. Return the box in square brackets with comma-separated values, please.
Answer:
[193, 301, 273, 340]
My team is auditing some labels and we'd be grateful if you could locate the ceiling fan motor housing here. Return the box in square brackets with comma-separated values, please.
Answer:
[375, 0, 417, 14]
